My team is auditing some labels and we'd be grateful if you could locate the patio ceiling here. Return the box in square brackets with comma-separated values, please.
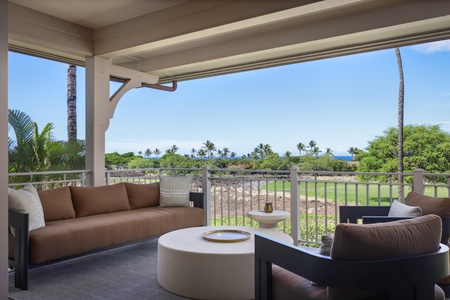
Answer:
[7, 0, 450, 83]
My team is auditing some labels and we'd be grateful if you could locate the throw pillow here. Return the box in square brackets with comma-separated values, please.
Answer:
[38, 186, 75, 222]
[388, 200, 422, 217]
[159, 176, 191, 207]
[8, 183, 46, 234]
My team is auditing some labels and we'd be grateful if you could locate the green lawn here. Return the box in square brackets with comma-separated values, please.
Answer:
[266, 181, 449, 206]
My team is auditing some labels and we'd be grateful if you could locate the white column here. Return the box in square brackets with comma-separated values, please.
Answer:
[85, 57, 110, 186]
[0, 0, 9, 296]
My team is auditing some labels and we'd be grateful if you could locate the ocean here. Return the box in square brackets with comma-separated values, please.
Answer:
[334, 155, 353, 161]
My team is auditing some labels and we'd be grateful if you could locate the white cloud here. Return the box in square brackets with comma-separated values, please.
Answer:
[412, 40, 450, 53]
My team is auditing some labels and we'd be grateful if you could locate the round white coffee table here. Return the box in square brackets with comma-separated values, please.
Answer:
[247, 210, 290, 230]
[158, 226, 293, 300]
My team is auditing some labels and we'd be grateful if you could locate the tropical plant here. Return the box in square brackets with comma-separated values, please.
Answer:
[154, 148, 161, 157]
[395, 47, 405, 200]
[357, 125, 450, 181]
[348, 147, 360, 161]
[202, 140, 216, 159]
[145, 148, 152, 158]
[67, 64, 77, 141]
[8, 109, 86, 183]
[296, 142, 305, 157]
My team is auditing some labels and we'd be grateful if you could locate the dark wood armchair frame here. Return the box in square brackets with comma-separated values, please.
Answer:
[8, 191, 204, 290]
[339, 205, 450, 297]
[255, 234, 449, 300]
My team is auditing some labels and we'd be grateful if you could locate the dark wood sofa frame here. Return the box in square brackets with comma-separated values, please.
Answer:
[339, 205, 450, 297]
[8, 191, 204, 290]
[255, 234, 449, 300]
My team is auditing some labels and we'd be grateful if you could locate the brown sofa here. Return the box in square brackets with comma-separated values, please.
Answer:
[8, 182, 205, 290]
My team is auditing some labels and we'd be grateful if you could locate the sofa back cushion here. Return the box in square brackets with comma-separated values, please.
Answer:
[331, 214, 441, 260]
[70, 183, 130, 217]
[124, 183, 159, 209]
[38, 186, 75, 222]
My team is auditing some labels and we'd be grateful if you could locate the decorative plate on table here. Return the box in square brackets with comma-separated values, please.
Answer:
[202, 229, 251, 243]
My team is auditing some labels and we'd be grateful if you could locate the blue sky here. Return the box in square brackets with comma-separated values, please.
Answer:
[8, 40, 450, 157]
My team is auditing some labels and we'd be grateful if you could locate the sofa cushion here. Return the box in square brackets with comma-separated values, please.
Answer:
[159, 176, 191, 207]
[405, 191, 450, 217]
[388, 200, 422, 217]
[124, 183, 159, 209]
[331, 214, 441, 260]
[38, 186, 75, 222]
[70, 183, 130, 218]
[8, 183, 46, 232]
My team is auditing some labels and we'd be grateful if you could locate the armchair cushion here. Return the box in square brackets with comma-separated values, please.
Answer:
[406, 192, 450, 217]
[388, 200, 422, 217]
[331, 214, 442, 260]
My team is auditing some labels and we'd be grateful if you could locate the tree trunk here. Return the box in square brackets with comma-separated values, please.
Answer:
[67, 64, 77, 141]
[395, 48, 404, 201]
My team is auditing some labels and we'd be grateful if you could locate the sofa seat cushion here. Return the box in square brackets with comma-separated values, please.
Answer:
[38, 186, 75, 222]
[124, 182, 159, 209]
[28, 207, 205, 265]
[70, 183, 130, 217]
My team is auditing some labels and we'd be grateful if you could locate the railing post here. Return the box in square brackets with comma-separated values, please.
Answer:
[105, 171, 110, 186]
[290, 166, 300, 246]
[413, 168, 424, 195]
[202, 166, 211, 226]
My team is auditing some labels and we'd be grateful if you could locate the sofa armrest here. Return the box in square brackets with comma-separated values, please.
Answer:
[339, 205, 390, 223]
[189, 192, 204, 209]
[255, 234, 449, 300]
[8, 210, 29, 290]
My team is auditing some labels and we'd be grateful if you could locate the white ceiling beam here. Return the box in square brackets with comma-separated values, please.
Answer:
[8, 2, 93, 59]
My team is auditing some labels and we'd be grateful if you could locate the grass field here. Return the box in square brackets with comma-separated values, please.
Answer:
[266, 181, 449, 206]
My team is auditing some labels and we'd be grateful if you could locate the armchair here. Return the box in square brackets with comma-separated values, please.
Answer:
[255, 215, 449, 300]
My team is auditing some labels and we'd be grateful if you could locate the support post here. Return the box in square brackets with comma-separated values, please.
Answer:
[290, 166, 300, 246]
[85, 57, 158, 186]
[0, 0, 9, 296]
[202, 166, 211, 226]
[413, 168, 424, 195]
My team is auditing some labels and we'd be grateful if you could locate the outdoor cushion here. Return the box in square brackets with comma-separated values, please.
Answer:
[124, 182, 160, 209]
[388, 199, 422, 217]
[405, 191, 450, 217]
[331, 214, 441, 260]
[327, 214, 442, 299]
[8, 183, 46, 233]
[159, 176, 191, 207]
[70, 183, 130, 217]
[38, 186, 75, 222]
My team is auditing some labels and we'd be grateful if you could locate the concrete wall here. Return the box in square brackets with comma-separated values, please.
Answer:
[1, 0, 9, 297]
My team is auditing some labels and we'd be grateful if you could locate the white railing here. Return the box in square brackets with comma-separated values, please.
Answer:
[9, 167, 450, 246]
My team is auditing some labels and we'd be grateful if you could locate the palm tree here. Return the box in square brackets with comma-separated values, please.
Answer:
[154, 148, 161, 158]
[296, 142, 305, 157]
[191, 148, 197, 159]
[308, 140, 316, 154]
[347, 147, 360, 161]
[396, 47, 405, 201]
[222, 148, 230, 158]
[324, 148, 333, 156]
[145, 148, 152, 158]
[197, 149, 207, 159]
[138, 151, 143, 157]
[262, 144, 272, 156]
[67, 64, 77, 141]
[230, 152, 237, 159]
[217, 149, 223, 158]
[8, 110, 85, 182]
[202, 140, 216, 159]
[284, 151, 292, 159]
